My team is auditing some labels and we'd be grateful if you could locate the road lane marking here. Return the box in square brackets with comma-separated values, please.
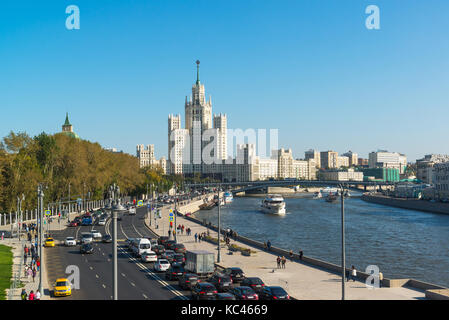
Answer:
[142, 293, 148, 299]
[96, 274, 99, 278]
[130, 282, 135, 287]
[121, 273, 126, 277]
[89, 266, 93, 270]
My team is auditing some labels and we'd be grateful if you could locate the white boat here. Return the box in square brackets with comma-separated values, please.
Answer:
[224, 192, 233, 203]
[320, 187, 339, 197]
[312, 192, 322, 199]
[261, 194, 286, 215]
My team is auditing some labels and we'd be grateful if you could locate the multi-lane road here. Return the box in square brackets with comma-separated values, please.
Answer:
[45, 205, 191, 300]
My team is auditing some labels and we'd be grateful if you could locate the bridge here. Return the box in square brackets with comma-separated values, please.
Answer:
[185, 179, 395, 195]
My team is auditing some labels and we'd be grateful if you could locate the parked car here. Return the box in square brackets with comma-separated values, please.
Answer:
[80, 243, 93, 254]
[208, 273, 233, 292]
[259, 286, 290, 300]
[141, 251, 158, 263]
[229, 286, 258, 300]
[153, 259, 171, 272]
[165, 263, 186, 281]
[223, 267, 245, 283]
[152, 245, 165, 256]
[102, 234, 112, 243]
[240, 277, 265, 293]
[191, 282, 217, 300]
[214, 292, 236, 300]
[64, 237, 77, 246]
[178, 273, 199, 290]
[173, 243, 186, 254]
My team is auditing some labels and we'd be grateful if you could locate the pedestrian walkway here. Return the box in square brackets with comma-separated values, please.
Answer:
[146, 199, 426, 300]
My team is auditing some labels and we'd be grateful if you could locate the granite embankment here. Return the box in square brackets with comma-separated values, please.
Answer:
[362, 194, 449, 215]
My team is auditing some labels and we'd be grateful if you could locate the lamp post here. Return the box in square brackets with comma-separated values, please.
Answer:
[17, 194, 25, 240]
[37, 184, 44, 295]
[339, 184, 346, 300]
[217, 184, 221, 263]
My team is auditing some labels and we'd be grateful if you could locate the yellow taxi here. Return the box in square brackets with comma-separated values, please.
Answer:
[44, 237, 55, 247]
[53, 278, 72, 297]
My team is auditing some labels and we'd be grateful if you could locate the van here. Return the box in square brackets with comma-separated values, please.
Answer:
[131, 238, 152, 257]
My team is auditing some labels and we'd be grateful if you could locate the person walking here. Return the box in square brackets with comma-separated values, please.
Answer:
[267, 240, 271, 252]
[263, 242, 267, 251]
[350, 265, 357, 282]
[35, 290, 41, 300]
[299, 250, 303, 261]
[27, 266, 33, 279]
[21, 289, 27, 300]
[36, 258, 40, 272]
[32, 266, 37, 282]
[276, 256, 281, 269]
[24, 252, 28, 265]
[28, 290, 35, 300]
[379, 271, 383, 288]
[194, 233, 198, 243]
[289, 250, 293, 261]
[281, 256, 286, 269]
[198, 233, 202, 243]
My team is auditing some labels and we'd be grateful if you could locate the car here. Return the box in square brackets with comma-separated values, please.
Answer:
[223, 267, 245, 283]
[208, 273, 233, 292]
[165, 263, 186, 281]
[259, 286, 290, 300]
[80, 243, 93, 254]
[191, 282, 217, 300]
[229, 286, 258, 300]
[81, 232, 93, 244]
[53, 278, 72, 297]
[69, 221, 78, 227]
[173, 243, 186, 254]
[214, 293, 236, 300]
[158, 236, 170, 246]
[152, 245, 165, 256]
[90, 229, 102, 240]
[148, 238, 158, 247]
[126, 238, 137, 250]
[153, 259, 171, 272]
[141, 251, 158, 263]
[178, 273, 199, 290]
[102, 234, 112, 243]
[64, 237, 77, 246]
[129, 207, 136, 215]
[161, 250, 176, 263]
[97, 218, 106, 226]
[164, 240, 177, 250]
[240, 277, 265, 293]
[44, 237, 56, 247]
[173, 253, 186, 265]
[81, 216, 93, 226]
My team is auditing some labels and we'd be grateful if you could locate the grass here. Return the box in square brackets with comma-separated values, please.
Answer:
[0, 245, 13, 300]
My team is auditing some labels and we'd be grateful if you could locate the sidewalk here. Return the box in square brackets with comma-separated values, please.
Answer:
[146, 199, 426, 300]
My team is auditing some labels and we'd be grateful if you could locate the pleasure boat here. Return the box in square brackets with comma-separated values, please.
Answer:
[320, 187, 340, 197]
[312, 192, 322, 199]
[261, 194, 286, 215]
[224, 192, 233, 203]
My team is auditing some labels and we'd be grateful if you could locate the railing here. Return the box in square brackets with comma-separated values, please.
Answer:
[8, 240, 24, 300]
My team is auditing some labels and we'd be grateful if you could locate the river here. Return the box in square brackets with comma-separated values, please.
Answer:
[193, 195, 449, 288]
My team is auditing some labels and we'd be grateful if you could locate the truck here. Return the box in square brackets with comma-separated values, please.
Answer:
[185, 250, 215, 278]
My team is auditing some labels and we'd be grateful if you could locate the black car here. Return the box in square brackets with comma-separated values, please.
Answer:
[165, 263, 186, 281]
[173, 253, 186, 265]
[173, 243, 186, 254]
[215, 293, 236, 300]
[229, 286, 259, 300]
[240, 277, 265, 293]
[102, 234, 112, 243]
[158, 236, 169, 246]
[80, 243, 93, 254]
[161, 250, 176, 263]
[191, 282, 217, 300]
[164, 240, 177, 250]
[178, 273, 199, 290]
[259, 286, 290, 300]
[223, 267, 245, 283]
[152, 245, 166, 256]
[208, 273, 233, 292]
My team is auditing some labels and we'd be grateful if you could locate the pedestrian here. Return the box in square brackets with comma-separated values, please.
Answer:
[299, 250, 303, 261]
[276, 256, 281, 269]
[24, 245, 28, 256]
[32, 267, 37, 282]
[206, 229, 210, 237]
[198, 234, 202, 243]
[28, 232, 32, 242]
[28, 290, 35, 300]
[35, 290, 41, 300]
[289, 250, 293, 261]
[281, 256, 286, 269]
[172, 229, 176, 237]
[21, 289, 27, 300]
[27, 266, 33, 279]
[379, 271, 383, 288]
[24, 252, 28, 265]
[36, 258, 40, 272]
[351, 265, 357, 282]
[267, 240, 271, 251]
[168, 230, 171, 237]
[194, 233, 198, 243]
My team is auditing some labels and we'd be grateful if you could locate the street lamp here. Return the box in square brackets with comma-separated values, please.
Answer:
[217, 184, 221, 263]
[339, 183, 346, 300]
[17, 194, 25, 240]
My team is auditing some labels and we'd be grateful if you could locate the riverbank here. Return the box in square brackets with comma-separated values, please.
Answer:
[362, 193, 449, 215]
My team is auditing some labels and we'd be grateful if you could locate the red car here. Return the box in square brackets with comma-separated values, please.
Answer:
[69, 221, 78, 227]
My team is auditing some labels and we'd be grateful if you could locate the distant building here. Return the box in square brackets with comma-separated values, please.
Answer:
[368, 150, 407, 174]
[61, 113, 80, 139]
[342, 151, 358, 167]
[433, 161, 449, 199]
[320, 168, 363, 182]
[416, 154, 449, 184]
[358, 158, 369, 167]
[320, 151, 338, 169]
[337, 156, 349, 168]
[136, 144, 156, 168]
[305, 149, 321, 168]
[361, 168, 400, 182]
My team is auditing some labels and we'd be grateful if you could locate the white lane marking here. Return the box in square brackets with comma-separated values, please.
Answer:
[89, 266, 93, 270]
[130, 217, 143, 237]
[121, 273, 126, 277]
[96, 274, 99, 278]
[142, 293, 149, 299]
[102, 252, 105, 256]
[120, 222, 128, 239]
[102, 284, 106, 288]
[130, 282, 135, 287]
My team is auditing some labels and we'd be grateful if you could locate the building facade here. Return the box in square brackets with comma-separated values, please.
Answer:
[416, 154, 449, 184]
[433, 162, 449, 199]
[320, 151, 338, 169]
[368, 151, 407, 174]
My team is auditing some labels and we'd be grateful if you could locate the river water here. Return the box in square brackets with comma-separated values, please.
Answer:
[193, 195, 449, 288]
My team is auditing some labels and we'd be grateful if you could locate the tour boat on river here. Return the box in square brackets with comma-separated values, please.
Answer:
[261, 194, 286, 215]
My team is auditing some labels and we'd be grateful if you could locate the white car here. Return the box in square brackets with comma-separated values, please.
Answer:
[65, 237, 77, 246]
[153, 259, 170, 272]
[97, 218, 106, 226]
[129, 207, 136, 215]
[81, 232, 93, 244]
[141, 251, 158, 263]
[91, 230, 102, 240]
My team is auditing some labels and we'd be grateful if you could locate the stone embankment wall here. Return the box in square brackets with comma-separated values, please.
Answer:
[362, 194, 449, 215]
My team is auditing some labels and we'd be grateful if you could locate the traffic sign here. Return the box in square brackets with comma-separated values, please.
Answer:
[169, 216, 174, 222]
[45, 210, 51, 216]
[137, 200, 143, 207]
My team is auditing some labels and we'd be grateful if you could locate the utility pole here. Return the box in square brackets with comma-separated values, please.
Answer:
[174, 184, 177, 243]
[38, 184, 44, 294]
[340, 184, 346, 300]
[217, 184, 221, 263]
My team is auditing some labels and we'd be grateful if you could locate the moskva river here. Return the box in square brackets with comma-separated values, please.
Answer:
[193, 195, 449, 288]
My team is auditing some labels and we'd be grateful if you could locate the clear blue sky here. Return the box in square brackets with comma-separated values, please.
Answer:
[1, 0, 448, 161]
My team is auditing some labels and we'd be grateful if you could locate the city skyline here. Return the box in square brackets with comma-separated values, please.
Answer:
[1, 0, 449, 161]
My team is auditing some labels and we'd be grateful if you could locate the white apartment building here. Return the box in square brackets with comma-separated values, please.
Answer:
[369, 150, 407, 174]
[321, 151, 339, 169]
[342, 151, 358, 167]
[213, 113, 227, 161]
[337, 156, 350, 168]
[433, 161, 449, 199]
[136, 144, 155, 168]
[305, 149, 321, 168]
[416, 154, 449, 184]
[321, 168, 363, 182]
[168, 114, 188, 175]
[257, 158, 278, 180]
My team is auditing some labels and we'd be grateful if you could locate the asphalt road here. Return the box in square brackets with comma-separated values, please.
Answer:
[45, 205, 192, 300]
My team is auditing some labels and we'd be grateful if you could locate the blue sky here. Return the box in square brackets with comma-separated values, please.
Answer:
[1, 0, 448, 161]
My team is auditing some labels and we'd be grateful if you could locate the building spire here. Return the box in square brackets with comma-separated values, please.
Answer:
[64, 112, 71, 126]
[196, 60, 200, 85]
